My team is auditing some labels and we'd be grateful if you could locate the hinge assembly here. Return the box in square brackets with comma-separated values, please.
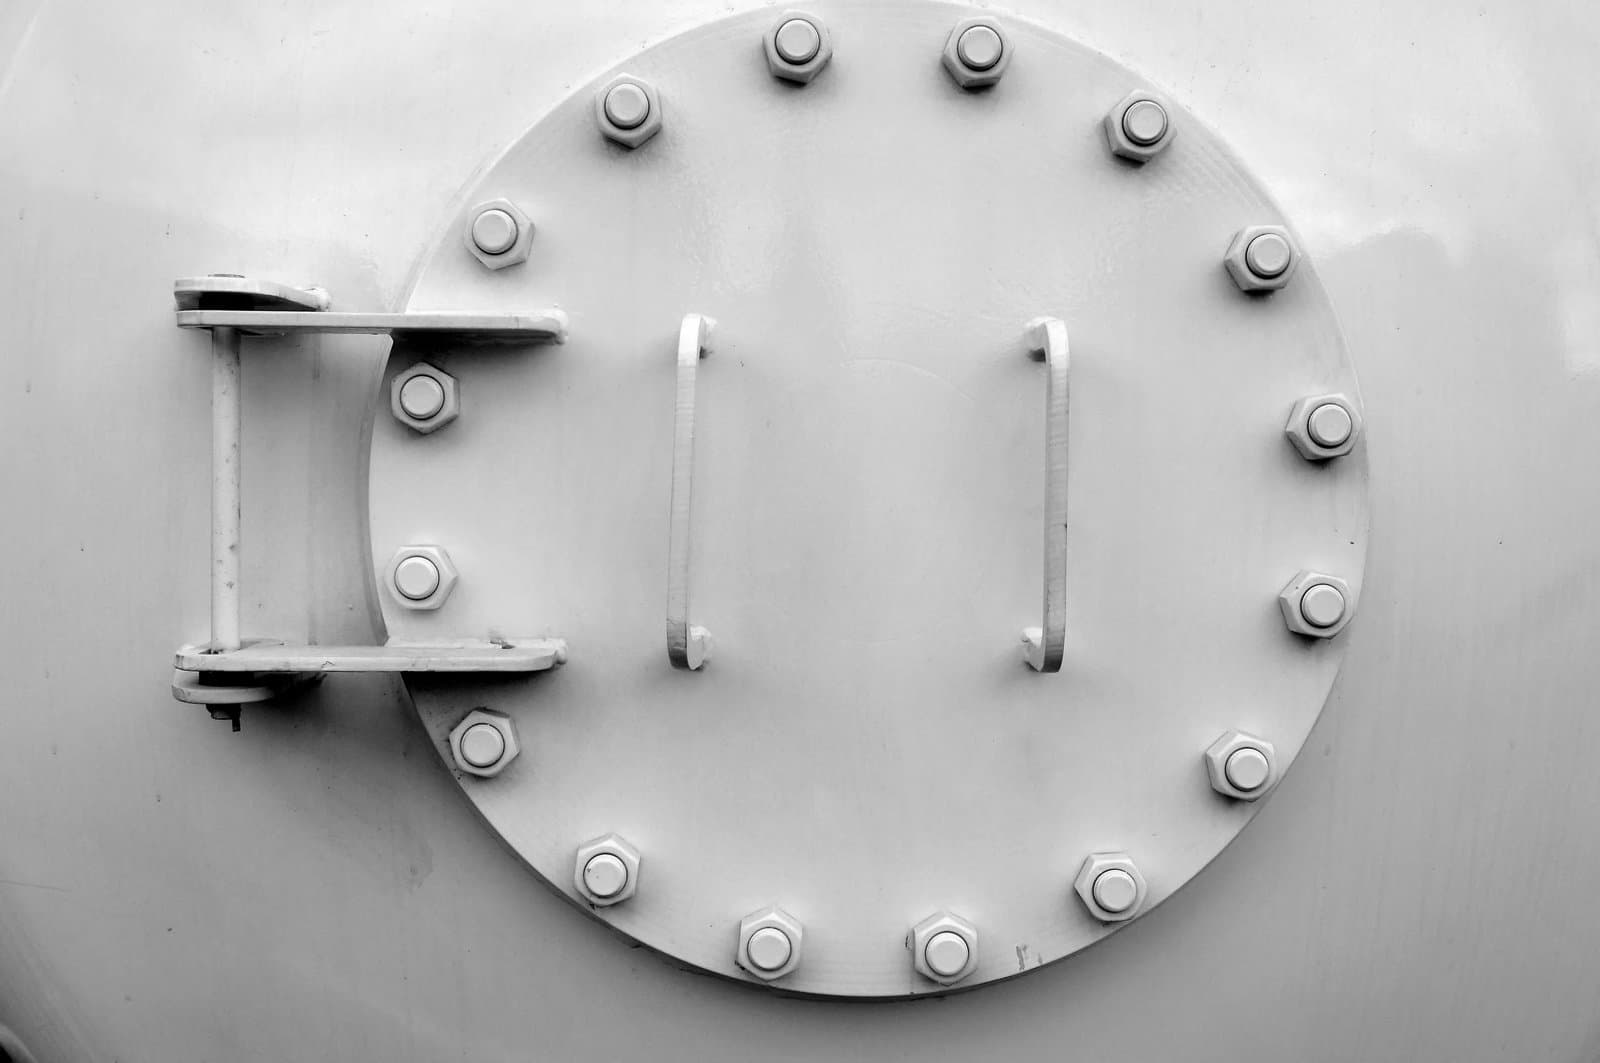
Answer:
[169, 275, 569, 726]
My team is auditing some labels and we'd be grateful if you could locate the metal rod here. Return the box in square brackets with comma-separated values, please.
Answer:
[211, 326, 242, 652]
[1022, 316, 1068, 673]
[667, 313, 715, 670]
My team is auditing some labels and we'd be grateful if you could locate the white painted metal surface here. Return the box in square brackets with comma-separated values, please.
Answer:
[3, 0, 1600, 1055]
[368, 4, 1367, 996]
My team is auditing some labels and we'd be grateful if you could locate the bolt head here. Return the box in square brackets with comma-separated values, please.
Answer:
[763, 12, 833, 84]
[595, 74, 663, 149]
[1073, 852, 1149, 923]
[458, 721, 505, 767]
[737, 906, 804, 981]
[384, 544, 458, 611]
[1284, 393, 1363, 461]
[941, 18, 1012, 90]
[1203, 730, 1278, 801]
[1103, 91, 1176, 162]
[1277, 569, 1355, 639]
[463, 198, 534, 271]
[393, 554, 443, 601]
[1224, 225, 1302, 292]
[910, 911, 979, 985]
[389, 363, 460, 435]
[572, 833, 642, 907]
[447, 708, 520, 778]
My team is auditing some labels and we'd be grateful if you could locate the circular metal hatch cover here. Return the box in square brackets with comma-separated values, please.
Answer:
[368, 3, 1368, 998]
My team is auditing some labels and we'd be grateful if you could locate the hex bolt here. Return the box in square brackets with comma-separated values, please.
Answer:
[595, 75, 663, 149]
[1307, 403, 1353, 447]
[470, 209, 518, 255]
[1224, 225, 1301, 292]
[1300, 583, 1347, 628]
[1204, 731, 1278, 800]
[447, 709, 521, 778]
[463, 198, 534, 270]
[746, 927, 794, 971]
[910, 911, 979, 985]
[384, 545, 459, 611]
[1246, 233, 1292, 278]
[398, 375, 445, 420]
[957, 25, 1003, 70]
[924, 930, 971, 978]
[1104, 91, 1176, 162]
[1278, 570, 1355, 638]
[390, 363, 460, 434]
[573, 834, 642, 907]
[1073, 852, 1148, 923]
[941, 18, 1012, 90]
[583, 854, 628, 896]
[775, 20, 820, 62]
[764, 11, 833, 84]
[1122, 101, 1168, 144]
[458, 722, 505, 768]
[604, 83, 650, 129]
[393, 554, 441, 601]
[1226, 748, 1271, 790]
[1091, 869, 1139, 914]
[737, 907, 805, 981]
[1284, 393, 1362, 460]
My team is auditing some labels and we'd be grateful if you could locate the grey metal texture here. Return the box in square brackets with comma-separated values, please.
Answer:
[1, 0, 1598, 1057]
[368, 4, 1366, 997]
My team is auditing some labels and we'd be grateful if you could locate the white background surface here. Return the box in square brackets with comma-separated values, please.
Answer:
[2, 0, 1599, 1058]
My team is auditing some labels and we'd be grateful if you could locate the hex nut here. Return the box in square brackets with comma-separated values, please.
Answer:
[941, 18, 1012, 90]
[910, 910, 979, 985]
[463, 198, 534, 271]
[447, 708, 520, 779]
[572, 833, 642, 907]
[390, 363, 460, 435]
[1103, 91, 1176, 162]
[1224, 225, 1302, 293]
[1278, 569, 1355, 639]
[1073, 852, 1149, 923]
[1285, 393, 1363, 461]
[736, 906, 804, 981]
[384, 544, 459, 611]
[1203, 731, 1278, 801]
[763, 12, 833, 84]
[595, 74, 663, 149]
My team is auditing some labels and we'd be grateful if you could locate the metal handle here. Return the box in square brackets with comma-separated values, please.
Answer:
[667, 313, 716, 670]
[1022, 317, 1068, 673]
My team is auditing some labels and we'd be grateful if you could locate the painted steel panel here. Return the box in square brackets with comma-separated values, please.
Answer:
[2, 0, 1599, 1058]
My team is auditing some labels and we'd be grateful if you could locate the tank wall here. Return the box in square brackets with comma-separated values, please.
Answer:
[2, 1, 1599, 1059]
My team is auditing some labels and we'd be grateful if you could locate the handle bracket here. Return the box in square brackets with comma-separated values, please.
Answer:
[667, 313, 716, 670]
[170, 275, 569, 716]
[1022, 316, 1068, 673]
